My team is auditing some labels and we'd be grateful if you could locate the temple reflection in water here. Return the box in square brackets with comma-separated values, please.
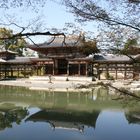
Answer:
[26, 109, 99, 132]
[0, 85, 140, 136]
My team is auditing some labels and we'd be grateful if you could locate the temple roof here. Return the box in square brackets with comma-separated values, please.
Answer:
[133, 54, 140, 60]
[6, 57, 34, 64]
[28, 35, 85, 58]
[93, 54, 131, 62]
[29, 35, 84, 48]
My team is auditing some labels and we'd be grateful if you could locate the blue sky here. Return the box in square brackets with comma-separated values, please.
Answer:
[0, 0, 98, 43]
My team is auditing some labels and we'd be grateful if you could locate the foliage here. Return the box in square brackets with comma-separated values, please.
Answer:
[80, 40, 99, 55]
[120, 47, 140, 55]
[124, 38, 138, 49]
[0, 28, 13, 46]
[104, 72, 114, 80]
[96, 25, 140, 50]
[61, 0, 140, 53]
[0, 106, 28, 130]
[0, 28, 27, 56]
[120, 38, 140, 55]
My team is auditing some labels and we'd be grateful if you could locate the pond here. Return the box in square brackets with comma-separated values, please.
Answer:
[0, 85, 140, 140]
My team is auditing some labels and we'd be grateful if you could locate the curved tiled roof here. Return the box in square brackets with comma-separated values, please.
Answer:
[94, 54, 131, 62]
[29, 35, 84, 48]
[28, 35, 85, 58]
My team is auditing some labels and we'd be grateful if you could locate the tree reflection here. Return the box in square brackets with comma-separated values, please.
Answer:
[0, 103, 28, 130]
[1, 85, 140, 128]
[121, 98, 140, 125]
[125, 110, 140, 125]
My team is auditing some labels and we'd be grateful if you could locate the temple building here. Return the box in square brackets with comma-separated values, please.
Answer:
[0, 50, 35, 79]
[0, 34, 140, 80]
[93, 54, 140, 80]
[28, 35, 140, 80]
[29, 35, 94, 76]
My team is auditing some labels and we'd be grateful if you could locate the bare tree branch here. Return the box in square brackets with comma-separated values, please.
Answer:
[63, 0, 140, 32]
[26, 36, 40, 47]
[46, 36, 56, 45]
[0, 22, 25, 33]
[0, 31, 66, 40]
[99, 82, 140, 100]
[70, 4, 140, 32]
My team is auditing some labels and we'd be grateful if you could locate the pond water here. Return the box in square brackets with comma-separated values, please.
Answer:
[0, 85, 140, 140]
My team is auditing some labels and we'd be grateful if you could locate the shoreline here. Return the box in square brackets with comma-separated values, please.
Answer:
[0, 77, 95, 92]
[0, 76, 140, 92]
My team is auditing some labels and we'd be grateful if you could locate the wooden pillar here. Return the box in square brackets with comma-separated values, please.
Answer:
[86, 63, 88, 76]
[133, 71, 136, 80]
[24, 65, 26, 77]
[78, 63, 80, 76]
[4, 65, 7, 78]
[53, 62, 55, 75]
[43, 63, 45, 75]
[115, 69, 118, 80]
[115, 64, 118, 80]
[97, 64, 101, 80]
[11, 68, 13, 77]
[97, 68, 100, 80]
[18, 68, 19, 78]
[124, 68, 127, 80]
[91, 63, 93, 76]
[133, 64, 135, 80]
[54, 59, 58, 75]
[106, 64, 109, 80]
[67, 63, 69, 76]
[36, 66, 39, 76]
[39, 64, 42, 76]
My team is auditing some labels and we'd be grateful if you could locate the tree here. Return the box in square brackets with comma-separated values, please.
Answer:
[95, 25, 140, 52]
[80, 40, 99, 55]
[0, 27, 27, 56]
[0, 0, 46, 9]
[62, 0, 140, 32]
[61, 0, 140, 54]
[120, 38, 140, 55]
[0, 0, 66, 47]
[124, 38, 138, 49]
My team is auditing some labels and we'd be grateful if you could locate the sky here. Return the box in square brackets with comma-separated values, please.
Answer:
[0, 0, 98, 44]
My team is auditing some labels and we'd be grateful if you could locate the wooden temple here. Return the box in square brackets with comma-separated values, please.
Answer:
[92, 54, 140, 80]
[0, 50, 35, 79]
[28, 35, 93, 76]
[0, 35, 140, 80]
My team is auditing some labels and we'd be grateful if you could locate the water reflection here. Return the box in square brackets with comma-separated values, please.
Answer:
[125, 111, 140, 124]
[0, 85, 140, 140]
[0, 103, 28, 130]
[26, 109, 99, 132]
[0, 85, 119, 110]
